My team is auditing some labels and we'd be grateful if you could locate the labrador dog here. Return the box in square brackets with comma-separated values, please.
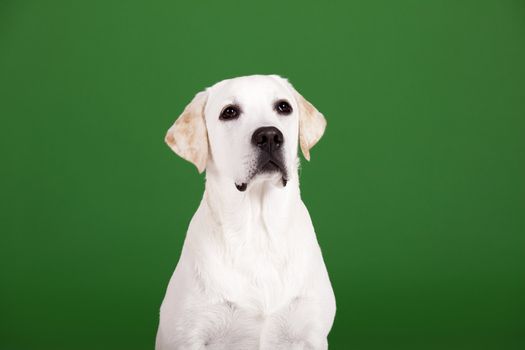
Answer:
[156, 75, 336, 350]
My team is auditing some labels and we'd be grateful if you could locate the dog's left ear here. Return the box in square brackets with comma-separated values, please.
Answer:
[165, 90, 209, 173]
[292, 88, 327, 161]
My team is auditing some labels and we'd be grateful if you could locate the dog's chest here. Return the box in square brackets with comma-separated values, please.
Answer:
[216, 223, 304, 313]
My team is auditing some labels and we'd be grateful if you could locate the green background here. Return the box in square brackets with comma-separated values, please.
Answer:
[1, 1, 524, 349]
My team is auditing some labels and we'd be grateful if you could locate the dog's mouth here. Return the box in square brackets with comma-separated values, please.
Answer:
[235, 156, 288, 192]
[262, 159, 281, 172]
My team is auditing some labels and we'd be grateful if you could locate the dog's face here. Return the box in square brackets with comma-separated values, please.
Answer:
[165, 75, 326, 191]
[204, 76, 299, 190]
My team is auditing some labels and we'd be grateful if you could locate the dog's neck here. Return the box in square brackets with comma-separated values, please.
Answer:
[203, 164, 301, 237]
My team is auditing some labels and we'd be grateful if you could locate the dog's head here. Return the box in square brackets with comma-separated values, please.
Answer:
[165, 75, 326, 191]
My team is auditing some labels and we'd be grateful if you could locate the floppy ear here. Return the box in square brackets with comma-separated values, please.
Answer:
[165, 90, 209, 173]
[293, 89, 327, 161]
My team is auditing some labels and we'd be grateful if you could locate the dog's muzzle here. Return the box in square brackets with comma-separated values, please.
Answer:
[235, 126, 288, 192]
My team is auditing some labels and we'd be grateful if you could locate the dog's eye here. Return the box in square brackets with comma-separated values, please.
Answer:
[274, 100, 293, 115]
[219, 105, 240, 121]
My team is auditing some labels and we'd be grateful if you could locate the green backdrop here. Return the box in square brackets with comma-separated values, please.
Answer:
[1, 1, 524, 349]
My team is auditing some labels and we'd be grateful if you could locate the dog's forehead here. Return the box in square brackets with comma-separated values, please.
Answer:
[207, 75, 292, 106]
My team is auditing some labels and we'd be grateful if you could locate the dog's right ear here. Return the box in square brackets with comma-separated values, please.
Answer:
[165, 90, 209, 173]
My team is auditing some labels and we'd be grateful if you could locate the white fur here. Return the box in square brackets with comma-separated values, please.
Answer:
[157, 75, 335, 350]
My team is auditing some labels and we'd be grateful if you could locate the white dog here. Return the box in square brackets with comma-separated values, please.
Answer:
[156, 75, 336, 350]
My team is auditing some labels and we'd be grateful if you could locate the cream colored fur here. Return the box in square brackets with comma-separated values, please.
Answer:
[157, 75, 335, 350]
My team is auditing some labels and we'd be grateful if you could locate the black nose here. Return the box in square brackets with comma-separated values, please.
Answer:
[251, 126, 284, 153]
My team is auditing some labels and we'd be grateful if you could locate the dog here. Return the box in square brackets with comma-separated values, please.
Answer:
[156, 75, 336, 350]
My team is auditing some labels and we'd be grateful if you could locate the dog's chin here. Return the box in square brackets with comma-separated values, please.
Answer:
[235, 163, 288, 192]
